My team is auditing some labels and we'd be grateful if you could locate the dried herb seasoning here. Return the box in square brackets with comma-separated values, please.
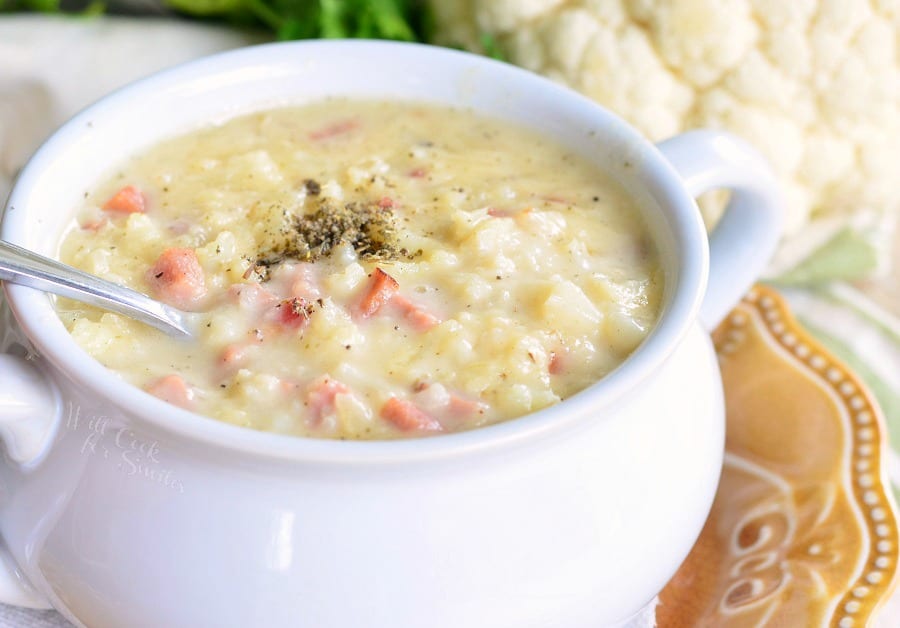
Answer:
[251, 196, 417, 276]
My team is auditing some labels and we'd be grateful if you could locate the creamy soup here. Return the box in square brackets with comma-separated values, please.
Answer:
[57, 101, 662, 439]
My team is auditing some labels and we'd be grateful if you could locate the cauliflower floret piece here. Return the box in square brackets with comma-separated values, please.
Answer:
[630, 0, 759, 87]
[541, 279, 603, 336]
[227, 149, 284, 185]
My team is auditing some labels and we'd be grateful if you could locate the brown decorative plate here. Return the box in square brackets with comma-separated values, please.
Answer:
[658, 286, 900, 627]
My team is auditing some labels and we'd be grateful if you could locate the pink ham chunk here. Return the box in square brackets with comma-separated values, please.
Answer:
[354, 269, 440, 330]
[380, 397, 443, 432]
[308, 119, 359, 141]
[103, 185, 145, 214]
[447, 393, 485, 418]
[146, 374, 194, 410]
[487, 207, 532, 219]
[540, 195, 571, 205]
[412, 381, 486, 426]
[355, 268, 400, 319]
[80, 217, 108, 232]
[391, 295, 440, 331]
[146, 248, 207, 311]
[274, 298, 313, 329]
[219, 344, 249, 371]
[218, 329, 266, 374]
[549, 349, 566, 375]
[305, 376, 350, 424]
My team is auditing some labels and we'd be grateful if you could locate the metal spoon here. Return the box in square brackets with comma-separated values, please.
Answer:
[0, 239, 194, 339]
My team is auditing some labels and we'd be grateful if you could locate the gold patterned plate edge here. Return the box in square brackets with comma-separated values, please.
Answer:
[658, 285, 900, 627]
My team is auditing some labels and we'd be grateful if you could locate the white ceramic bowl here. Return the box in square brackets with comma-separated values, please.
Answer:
[0, 41, 781, 628]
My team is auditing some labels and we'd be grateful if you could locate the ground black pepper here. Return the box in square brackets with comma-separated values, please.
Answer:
[304, 179, 321, 196]
[253, 196, 415, 273]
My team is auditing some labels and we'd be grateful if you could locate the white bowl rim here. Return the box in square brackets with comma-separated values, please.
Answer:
[1, 40, 708, 465]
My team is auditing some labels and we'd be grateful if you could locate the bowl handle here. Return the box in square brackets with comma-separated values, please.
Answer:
[0, 354, 57, 608]
[0, 550, 50, 610]
[0, 354, 58, 465]
[657, 130, 783, 329]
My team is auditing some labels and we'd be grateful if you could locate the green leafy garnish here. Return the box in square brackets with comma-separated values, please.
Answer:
[1, 0, 61, 10]
[1, 0, 107, 15]
[479, 32, 506, 61]
[0, 0, 506, 64]
[164, 0, 424, 42]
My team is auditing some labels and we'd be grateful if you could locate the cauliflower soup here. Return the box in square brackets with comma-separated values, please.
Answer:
[56, 100, 662, 439]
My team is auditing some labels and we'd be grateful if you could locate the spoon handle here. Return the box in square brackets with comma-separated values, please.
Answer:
[0, 239, 193, 339]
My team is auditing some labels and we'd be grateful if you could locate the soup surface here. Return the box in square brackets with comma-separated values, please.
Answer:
[57, 101, 662, 439]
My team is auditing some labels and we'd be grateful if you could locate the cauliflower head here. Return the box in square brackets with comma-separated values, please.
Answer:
[428, 0, 900, 238]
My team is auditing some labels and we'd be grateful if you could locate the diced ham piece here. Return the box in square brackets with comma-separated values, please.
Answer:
[80, 217, 108, 232]
[306, 376, 350, 424]
[353, 270, 438, 330]
[356, 268, 400, 319]
[487, 207, 532, 219]
[378, 197, 395, 209]
[218, 338, 261, 373]
[103, 185, 145, 214]
[412, 381, 485, 422]
[549, 350, 566, 375]
[391, 295, 440, 331]
[146, 374, 194, 410]
[447, 393, 485, 418]
[275, 298, 312, 329]
[146, 248, 207, 311]
[408, 167, 427, 178]
[308, 119, 359, 141]
[219, 344, 246, 368]
[380, 397, 443, 432]
[218, 328, 266, 372]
